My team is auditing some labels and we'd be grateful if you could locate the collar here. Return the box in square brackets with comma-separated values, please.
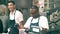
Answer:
[10, 9, 16, 14]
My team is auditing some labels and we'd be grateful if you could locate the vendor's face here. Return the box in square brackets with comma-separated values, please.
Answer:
[8, 3, 15, 11]
[30, 8, 39, 18]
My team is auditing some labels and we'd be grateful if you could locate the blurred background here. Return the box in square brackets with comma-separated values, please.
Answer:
[0, 0, 60, 34]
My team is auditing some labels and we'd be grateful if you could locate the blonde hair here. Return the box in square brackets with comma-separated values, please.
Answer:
[0, 4, 8, 15]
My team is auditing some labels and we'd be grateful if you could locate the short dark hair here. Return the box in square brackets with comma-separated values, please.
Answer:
[8, 1, 15, 5]
[31, 5, 39, 11]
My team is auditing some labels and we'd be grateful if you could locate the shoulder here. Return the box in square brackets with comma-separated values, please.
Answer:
[25, 17, 32, 23]
[40, 16, 47, 19]
[27, 17, 33, 21]
[39, 16, 48, 21]
[16, 10, 23, 15]
[16, 10, 22, 14]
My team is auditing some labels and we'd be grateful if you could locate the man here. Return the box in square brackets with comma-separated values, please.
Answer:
[8, 1, 23, 34]
[24, 6, 49, 34]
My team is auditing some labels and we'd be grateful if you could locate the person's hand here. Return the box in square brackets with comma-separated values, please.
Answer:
[42, 28, 48, 34]
[14, 23, 19, 29]
[8, 27, 11, 32]
[25, 28, 30, 33]
[19, 29, 25, 34]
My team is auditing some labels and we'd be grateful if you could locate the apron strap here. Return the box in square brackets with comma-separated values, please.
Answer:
[31, 17, 40, 26]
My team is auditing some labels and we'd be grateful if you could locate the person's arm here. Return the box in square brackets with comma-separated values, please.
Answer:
[24, 17, 32, 29]
[16, 11, 24, 29]
[43, 17, 49, 34]
[39, 16, 49, 34]
[19, 21, 24, 29]
[24, 17, 32, 33]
